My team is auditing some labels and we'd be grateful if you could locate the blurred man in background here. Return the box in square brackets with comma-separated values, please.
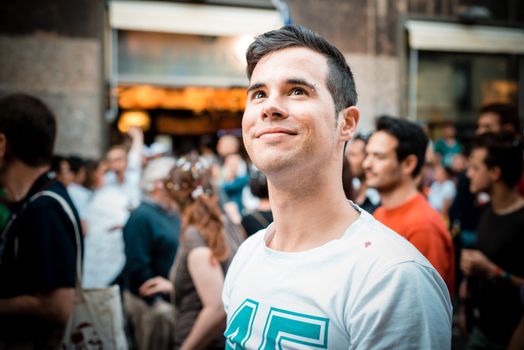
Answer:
[0, 94, 81, 348]
[364, 115, 455, 295]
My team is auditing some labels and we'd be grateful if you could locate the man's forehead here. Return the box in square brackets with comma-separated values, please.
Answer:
[107, 149, 125, 157]
[367, 131, 398, 150]
[478, 112, 500, 125]
[250, 47, 328, 82]
[471, 147, 487, 159]
[349, 139, 366, 151]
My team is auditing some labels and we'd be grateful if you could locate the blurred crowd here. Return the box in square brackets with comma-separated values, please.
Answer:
[0, 91, 522, 349]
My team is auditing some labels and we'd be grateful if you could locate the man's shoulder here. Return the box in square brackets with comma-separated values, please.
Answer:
[236, 228, 266, 254]
[27, 180, 72, 211]
[129, 201, 158, 217]
[22, 181, 82, 239]
[352, 211, 433, 268]
[382, 194, 442, 225]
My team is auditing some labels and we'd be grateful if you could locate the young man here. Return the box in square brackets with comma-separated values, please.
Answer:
[0, 94, 82, 348]
[461, 132, 524, 348]
[122, 157, 179, 350]
[222, 25, 451, 349]
[346, 133, 380, 213]
[104, 126, 144, 207]
[476, 103, 520, 135]
[363, 115, 455, 294]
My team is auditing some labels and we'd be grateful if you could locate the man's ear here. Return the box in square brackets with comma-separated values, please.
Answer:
[338, 106, 359, 142]
[0, 134, 6, 159]
[401, 154, 418, 176]
[489, 166, 501, 183]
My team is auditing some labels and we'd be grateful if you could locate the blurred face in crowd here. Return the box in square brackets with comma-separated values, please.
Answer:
[477, 112, 501, 135]
[347, 139, 366, 179]
[106, 148, 127, 174]
[217, 135, 239, 158]
[442, 124, 456, 139]
[73, 167, 86, 185]
[363, 131, 403, 193]
[434, 164, 448, 183]
[242, 47, 352, 176]
[56, 159, 74, 187]
[467, 147, 495, 193]
[94, 162, 107, 189]
[452, 153, 467, 173]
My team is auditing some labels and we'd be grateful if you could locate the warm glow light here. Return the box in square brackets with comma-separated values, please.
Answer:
[233, 34, 255, 65]
[118, 110, 151, 132]
[118, 85, 247, 111]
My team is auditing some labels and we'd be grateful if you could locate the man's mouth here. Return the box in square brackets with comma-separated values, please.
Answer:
[255, 127, 298, 140]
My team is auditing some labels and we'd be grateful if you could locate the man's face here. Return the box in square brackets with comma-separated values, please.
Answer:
[363, 131, 403, 193]
[57, 160, 74, 187]
[347, 139, 366, 179]
[467, 148, 495, 193]
[106, 148, 127, 174]
[476, 112, 501, 135]
[242, 47, 340, 175]
[217, 136, 238, 157]
[442, 125, 456, 139]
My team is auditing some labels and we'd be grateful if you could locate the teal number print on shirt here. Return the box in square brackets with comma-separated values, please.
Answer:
[225, 299, 329, 349]
[259, 307, 329, 350]
[225, 299, 259, 349]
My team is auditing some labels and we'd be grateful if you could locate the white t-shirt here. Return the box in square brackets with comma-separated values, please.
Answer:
[222, 209, 452, 349]
[82, 186, 130, 288]
[428, 180, 456, 212]
[67, 182, 92, 219]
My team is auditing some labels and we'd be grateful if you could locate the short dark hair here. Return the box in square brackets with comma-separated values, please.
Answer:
[249, 170, 269, 199]
[246, 24, 357, 114]
[480, 103, 520, 133]
[375, 115, 428, 178]
[51, 155, 67, 174]
[472, 132, 524, 188]
[0, 93, 56, 166]
[68, 155, 85, 175]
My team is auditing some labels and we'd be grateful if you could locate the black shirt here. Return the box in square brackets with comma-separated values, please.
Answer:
[471, 205, 524, 345]
[241, 210, 273, 236]
[0, 172, 82, 343]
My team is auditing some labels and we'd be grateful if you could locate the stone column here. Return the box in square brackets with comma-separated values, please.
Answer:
[0, 0, 106, 158]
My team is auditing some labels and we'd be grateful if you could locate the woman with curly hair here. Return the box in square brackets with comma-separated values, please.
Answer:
[138, 154, 245, 350]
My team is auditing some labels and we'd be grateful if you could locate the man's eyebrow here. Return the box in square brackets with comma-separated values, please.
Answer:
[286, 78, 316, 91]
[247, 83, 265, 93]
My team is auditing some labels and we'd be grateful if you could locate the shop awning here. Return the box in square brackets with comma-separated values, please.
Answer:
[405, 20, 524, 54]
[109, 1, 283, 36]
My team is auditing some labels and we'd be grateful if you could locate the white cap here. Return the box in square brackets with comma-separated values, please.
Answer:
[141, 157, 176, 192]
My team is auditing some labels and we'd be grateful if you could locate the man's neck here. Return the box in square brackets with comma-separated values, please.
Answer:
[490, 183, 524, 215]
[378, 179, 419, 210]
[2, 160, 49, 202]
[268, 173, 359, 252]
[116, 171, 125, 184]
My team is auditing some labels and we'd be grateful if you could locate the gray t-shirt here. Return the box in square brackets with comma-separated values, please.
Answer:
[173, 219, 243, 349]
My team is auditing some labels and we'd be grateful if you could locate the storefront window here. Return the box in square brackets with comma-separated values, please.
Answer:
[117, 30, 249, 87]
[416, 51, 519, 135]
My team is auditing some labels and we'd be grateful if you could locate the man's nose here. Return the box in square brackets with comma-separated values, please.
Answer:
[261, 96, 288, 120]
[362, 155, 371, 169]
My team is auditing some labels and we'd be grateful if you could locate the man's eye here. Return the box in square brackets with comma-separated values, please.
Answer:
[253, 91, 266, 99]
[289, 87, 307, 96]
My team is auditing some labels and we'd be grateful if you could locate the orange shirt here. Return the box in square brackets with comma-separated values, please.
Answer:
[374, 193, 455, 295]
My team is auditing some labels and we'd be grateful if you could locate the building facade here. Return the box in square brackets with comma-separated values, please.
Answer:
[1, 0, 523, 156]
